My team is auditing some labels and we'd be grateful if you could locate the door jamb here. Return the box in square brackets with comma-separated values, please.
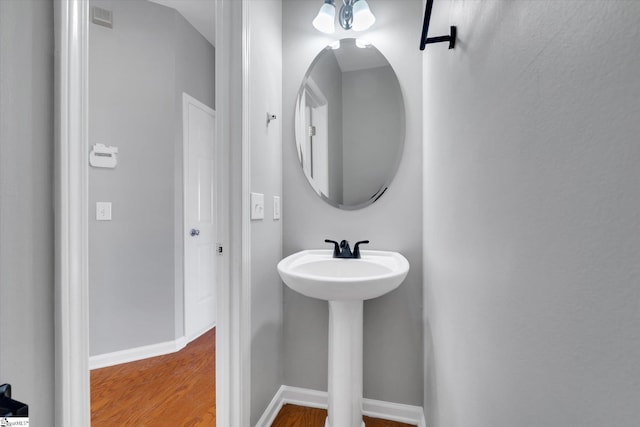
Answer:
[54, 1, 90, 425]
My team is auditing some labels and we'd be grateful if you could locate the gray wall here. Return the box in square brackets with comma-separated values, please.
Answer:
[0, 0, 54, 424]
[89, 0, 215, 356]
[423, 1, 640, 426]
[283, 0, 423, 406]
[342, 65, 403, 205]
[248, 0, 284, 423]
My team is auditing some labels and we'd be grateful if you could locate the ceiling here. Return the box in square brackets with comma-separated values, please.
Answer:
[148, 0, 216, 46]
[333, 41, 389, 73]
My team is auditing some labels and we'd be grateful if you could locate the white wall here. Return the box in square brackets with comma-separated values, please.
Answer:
[89, 0, 215, 356]
[247, 0, 284, 423]
[423, 1, 640, 426]
[0, 0, 54, 424]
[283, 0, 424, 406]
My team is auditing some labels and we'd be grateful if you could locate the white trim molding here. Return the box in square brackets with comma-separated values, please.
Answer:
[240, 0, 253, 425]
[362, 399, 426, 427]
[256, 386, 427, 427]
[54, 1, 91, 426]
[215, 1, 249, 426]
[89, 337, 188, 370]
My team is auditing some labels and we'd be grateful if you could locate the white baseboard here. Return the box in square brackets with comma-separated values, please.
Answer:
[363, 398, 426, 427]
[256, 385, 426, 427]
[187, 322, 217, 343]
[89, 336, 188, 370]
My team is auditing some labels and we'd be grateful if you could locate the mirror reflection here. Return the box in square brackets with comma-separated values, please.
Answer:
[295, 38, 405, 209]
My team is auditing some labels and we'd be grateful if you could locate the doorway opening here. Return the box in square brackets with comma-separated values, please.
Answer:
[56, 1, 246, 425]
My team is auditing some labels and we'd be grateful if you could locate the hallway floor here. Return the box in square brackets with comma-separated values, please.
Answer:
[91, 328, 216, 426]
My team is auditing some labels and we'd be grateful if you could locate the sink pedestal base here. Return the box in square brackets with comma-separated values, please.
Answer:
[325, 300, 365, 427]
[277, 249, 410, 426]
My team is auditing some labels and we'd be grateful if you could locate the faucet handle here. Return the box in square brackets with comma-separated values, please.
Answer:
[353, 240, 370, 258]
[324, 239, 340, 257]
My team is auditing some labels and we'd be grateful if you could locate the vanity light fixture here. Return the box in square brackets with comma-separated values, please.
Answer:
[312, 0, 376, 34]
[312, 0, 336, 34]
[420, 0, 456, 50]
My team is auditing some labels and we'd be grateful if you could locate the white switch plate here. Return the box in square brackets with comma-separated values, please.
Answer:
[250, 192, 264, 220]
[96, 202, 112, 221]
[273, 196, 281, 220]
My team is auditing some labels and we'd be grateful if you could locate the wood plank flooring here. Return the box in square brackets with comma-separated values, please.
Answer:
[91, 328, 216, 427]
[92, 328, 414, 427]
[271, 404, 416, 427]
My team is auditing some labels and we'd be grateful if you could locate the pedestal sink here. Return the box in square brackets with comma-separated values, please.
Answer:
[277, 249, 410, 427]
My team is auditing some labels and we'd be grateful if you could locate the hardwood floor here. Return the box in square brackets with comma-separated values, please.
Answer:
[91, 328, 216, 427]
[271, 404, 416, 427]
[92, 329, 413, 427]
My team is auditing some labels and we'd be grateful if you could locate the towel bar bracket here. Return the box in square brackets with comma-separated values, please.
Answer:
[420, 0, 457, 51]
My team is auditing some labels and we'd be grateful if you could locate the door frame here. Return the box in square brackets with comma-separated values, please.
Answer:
[54, 1, 249, 425]
[302, 78, 329, 196]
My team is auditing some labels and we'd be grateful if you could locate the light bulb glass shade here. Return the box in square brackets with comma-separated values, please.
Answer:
[352, 0, 375, 31]
[312, 2, 336, 34]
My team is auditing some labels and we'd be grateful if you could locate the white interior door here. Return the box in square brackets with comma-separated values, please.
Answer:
[183, 93, 217, 342]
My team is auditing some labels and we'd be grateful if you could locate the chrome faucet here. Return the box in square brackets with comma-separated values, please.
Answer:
[324, 239, 370, 259]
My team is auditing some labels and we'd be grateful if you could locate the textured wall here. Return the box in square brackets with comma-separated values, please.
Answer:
[0, 0, 54, 424]
[89, 0, 215, 356]
[423, 1, 640, 426]
[283, 0, 424, 406]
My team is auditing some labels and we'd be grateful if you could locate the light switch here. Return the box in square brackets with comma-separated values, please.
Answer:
[96, 202, 112, 221]
[250, 192, 264, 220]
[273, 196, 281, 220]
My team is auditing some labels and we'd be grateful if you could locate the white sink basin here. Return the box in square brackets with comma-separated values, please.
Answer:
[277, 249, 409, 301]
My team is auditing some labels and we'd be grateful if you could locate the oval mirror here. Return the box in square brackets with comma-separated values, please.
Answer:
[295, 38, 405, 210]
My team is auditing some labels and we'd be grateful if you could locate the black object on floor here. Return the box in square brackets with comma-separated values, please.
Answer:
[0, 384, 28, 417]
